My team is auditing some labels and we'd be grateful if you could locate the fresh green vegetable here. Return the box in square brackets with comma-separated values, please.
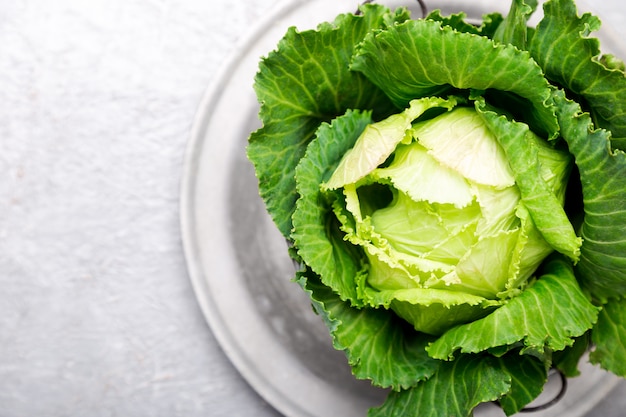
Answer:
[247, 0, 626, 415]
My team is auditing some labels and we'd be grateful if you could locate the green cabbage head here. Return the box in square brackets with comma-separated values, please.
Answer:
[248, 1, 626, 414]
[323, 98, 573, 335]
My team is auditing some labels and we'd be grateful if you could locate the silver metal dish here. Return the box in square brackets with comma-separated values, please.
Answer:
[181, 1, 624, 416]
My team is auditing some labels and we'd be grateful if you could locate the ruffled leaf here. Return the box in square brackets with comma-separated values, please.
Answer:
[426, 10, 504, 39]
[427, 255, 599, 359]
[553, 331, 591, 377]
[590, 298, 626, 377]
[475, 98, 581, 262]
[297, 269, 440, 390]
[248, 5, 409, 236]
[351, 18, 559, 138]
[492, 0, 538, 49]
[292, 110, 373, 304]
[368, 354, 511, 417]
[530, 0, 626, 148]
[553, 90, 626, 301]
[495, 353, 548, 416]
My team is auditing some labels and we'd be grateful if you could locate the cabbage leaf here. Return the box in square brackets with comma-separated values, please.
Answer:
[297, 268, 440, 390]
[367, 354, 511, 417]
[552, 90, 626, 302]
[427, 255, 599, 359]
[351, 17, 559, 138]
[248, 6, 410, 236]
[529, 0, 626, 149]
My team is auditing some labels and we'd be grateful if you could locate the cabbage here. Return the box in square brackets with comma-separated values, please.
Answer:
[247, 0, 626, 415]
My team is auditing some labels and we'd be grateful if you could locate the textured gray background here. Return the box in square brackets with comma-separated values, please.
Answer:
[0, 0, 281, 416]
[1, 1, 625, 417]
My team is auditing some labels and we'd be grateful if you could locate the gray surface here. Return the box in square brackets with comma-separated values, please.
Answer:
[0, 1, 281, 416]
[1, 1, 626, 417]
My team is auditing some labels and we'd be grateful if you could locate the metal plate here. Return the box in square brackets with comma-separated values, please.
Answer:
[180, 1, 624, 416]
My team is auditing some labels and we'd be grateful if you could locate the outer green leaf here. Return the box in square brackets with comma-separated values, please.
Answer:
[427, 255, 599, 360]
[368, 354, 511, 417]
[425, 10, 482, 35]
[292, 110, 373, 304]
[553, 332, 590, 377]
[248, 5, 409, 236]
[495, 353, 547, 416]
[553, 90, 626, 301]
[475, 99, 581, 261]
[351, 18, 559, 138]
[425, 10, 504, 38]
[297, 269, 440, 390]
[590, 298, 626, 377]
[529, 0, 626, 148]
[492, 0, 538, 49]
